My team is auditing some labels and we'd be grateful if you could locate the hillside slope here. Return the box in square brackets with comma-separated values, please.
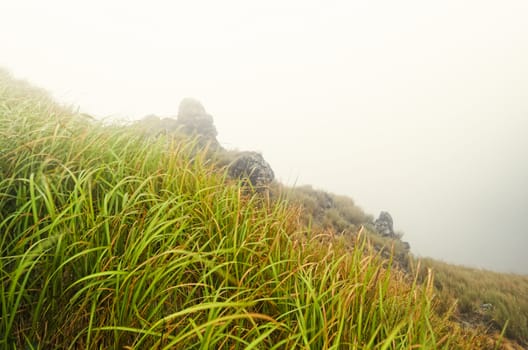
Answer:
[415, 258, 528, 347]
[0, 69, 518, 349]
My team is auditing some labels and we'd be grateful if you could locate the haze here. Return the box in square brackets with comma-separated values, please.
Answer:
[1, 0, 527, 274]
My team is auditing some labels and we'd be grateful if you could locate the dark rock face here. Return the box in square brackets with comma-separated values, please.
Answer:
[228, 152, 274, 190]
[374, 211, 395, 237]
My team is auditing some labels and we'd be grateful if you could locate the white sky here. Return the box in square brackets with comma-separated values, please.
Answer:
[1, 0, 527, 274]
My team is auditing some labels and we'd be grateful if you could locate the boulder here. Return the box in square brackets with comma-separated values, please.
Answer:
[374, 211, 395, 237]
[178, 98, 207, 118]
[176, 98, 218, 141]
[228, 152, 274, 190]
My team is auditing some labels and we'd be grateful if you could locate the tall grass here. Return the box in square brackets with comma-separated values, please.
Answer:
[0, 70, 495, 349]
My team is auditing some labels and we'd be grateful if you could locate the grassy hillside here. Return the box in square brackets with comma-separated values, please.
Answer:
[279, 174, 528, 347]
[0, 69, 514, 349]
[414, 258, 528, 346]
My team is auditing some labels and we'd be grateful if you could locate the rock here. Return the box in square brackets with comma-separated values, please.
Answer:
[178, 98, 207, 118]
[137, 99, 219, 148]
[159, 117, 179, 131]
[374, 211, 395, 237]
[320, 192, 334, 210]
[138, 114, 179, 136]
[481, 303, 493, 311]
[176, 98, 218, 141]
[228, 152, 274, 190]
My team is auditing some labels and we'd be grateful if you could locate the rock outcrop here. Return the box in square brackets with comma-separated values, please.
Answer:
[374, 211, 395, 237]
[138, 98, 219, 148]
[139, 114, 178, 135]
[228, 152, 274, 190]
[138, 98, 276, 191]
[176, 98, 218, 142]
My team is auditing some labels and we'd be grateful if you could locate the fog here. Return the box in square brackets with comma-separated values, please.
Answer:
[1, 1, 527, 274]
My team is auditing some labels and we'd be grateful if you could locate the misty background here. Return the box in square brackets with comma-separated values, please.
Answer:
[1, 1, 527, 274]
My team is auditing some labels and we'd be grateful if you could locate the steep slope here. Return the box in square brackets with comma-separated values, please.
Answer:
[415, 258, 528, 347]
[0, 69, 510, 349]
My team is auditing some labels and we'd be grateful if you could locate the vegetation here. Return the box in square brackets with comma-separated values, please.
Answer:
[0, 69, 519, 348]
[285, 182, 528, 348]
[283, 185, 371, 233]
[414, 258, 528, 347]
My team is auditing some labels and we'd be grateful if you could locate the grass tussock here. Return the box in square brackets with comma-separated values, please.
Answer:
[0, 70, 504, 349]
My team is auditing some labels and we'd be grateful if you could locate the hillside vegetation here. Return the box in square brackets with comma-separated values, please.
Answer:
[0, 69, 517, 349]
[414, 258, 528, 346]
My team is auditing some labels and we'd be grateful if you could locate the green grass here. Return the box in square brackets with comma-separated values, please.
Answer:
[0, 69, 501, 349]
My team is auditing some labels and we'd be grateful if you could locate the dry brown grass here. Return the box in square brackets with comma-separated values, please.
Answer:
[411, 257, 528, 348]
